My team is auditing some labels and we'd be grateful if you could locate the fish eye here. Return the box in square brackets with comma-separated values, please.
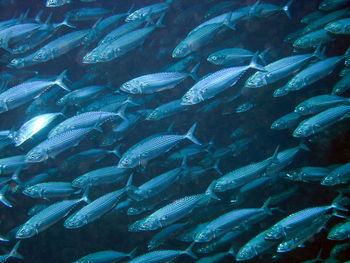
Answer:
[211, 56, 217, 61]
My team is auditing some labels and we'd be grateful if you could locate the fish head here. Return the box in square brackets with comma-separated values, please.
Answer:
[8, 58, 25, 69]
[273, 87, 288, 97]
[207, 54, 224, 64]
[33, 49, 49, 62]
[72, 176, 88, 188]
[172, 42, 191, 58]
[146, 110, 161, 120]
[282, 171, 300, 181]
[328, 227, 347, 240]
[195, 229, 214, 242]
[25, 148, 48, 163]
[16, 224, 37, 238]
[118, 155, 137, 168]
[295, 103, 310, 115]
[120, 80, 141, 94]
[270, 120, 285, 130]
[286, 78, 303, 91]
[46, 0, 61, 7]
[126, 11, 141, 22]
[325, 22, 343, 34]
[13, 133, 26, 147]
[181, 90, 201, 105]
[292, 125, 311, 138]
[82, 51, 99, 64]
[277, 241, 293, 253]
[22, 186, 39, 198]
[321, 173, 340, 186]
[264, 226, 283, 240]
[236, 245, 256, 261]
[99, 48, 115, 62]
[245, 73, 266, 88]
[64, 214, 86, 229]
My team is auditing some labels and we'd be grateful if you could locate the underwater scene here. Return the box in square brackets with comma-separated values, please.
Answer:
[1, 0, 350, 262]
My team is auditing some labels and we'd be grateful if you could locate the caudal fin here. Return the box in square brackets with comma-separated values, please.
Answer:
[8, 241, 23, 260]
[188, 62, 200, 82]
[184, 242, 198, 260]
[248, 52, 266, 71]
[0, 184, 12, 208]
[184, 123, 201, 145]
[283, 0, 293, 19]
[55, 70, 71, 91]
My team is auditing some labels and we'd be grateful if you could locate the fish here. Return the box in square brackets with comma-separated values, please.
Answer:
[293, 105, 350, 137]
[13, 113, 63, 146]
[16, 191, 89, 238]
[73, 248, 137, 263]
[0, 70, 70, 113]
[325, 18, 350, 35]
[64, 184, 126, 229]
[328, 221, 350, 240]
[181, 53, 264, 105]
[23, 182, 77, 200]
[321, 162, 350, 186]
[25, 127, 96, 163]
[212, 146, 279, 193]
[118, 123, 200, 168]
[120, 63, 199, 94]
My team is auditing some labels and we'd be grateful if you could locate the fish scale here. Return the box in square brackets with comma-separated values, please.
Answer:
[48, 111, 119, 138]
[64, 188, 125, 228]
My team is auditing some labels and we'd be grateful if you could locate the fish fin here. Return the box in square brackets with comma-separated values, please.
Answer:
[0, 184, 12, 208]
[110, 144, 122, 158]
[223, 12, 236, 31]
[184, 123, 201, 145]
[261, 197, 273, 215]
[258, 48, 270, 65]
[167, 122, 175, 133]
[270, 145, 280, 164]
[249, 52, 266, 71]
[313, 45, 326, 60]
[184, 242, 198, 260]
[332, 193, 349, 212]
[283, 0, 293, 19]
[8, 241, 23, 260]
[212, 159, 222, 175]
[55, 70, 71, 91]
[116, 104, 128, 121]
[248, 0, 260, 17]
[205, 181, 220, 201]
[80, 187, 90, 204]
[228, 246, 236, 257]
[128, 247, 138, 258]
[126, 3, 135, 15]
[56, 15, 76, 29]
[155, 13, 166, 28]
[44, 12, 52, 24]
[11, 167, 22, 185]
[34, 10, 43, 23]
[299, 141, 310, 152]
[125, 173, 137, 193]
[188, 62, 200, 82]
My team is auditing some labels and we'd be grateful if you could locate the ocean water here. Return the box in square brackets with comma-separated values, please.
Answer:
[0, 0, 350, 262]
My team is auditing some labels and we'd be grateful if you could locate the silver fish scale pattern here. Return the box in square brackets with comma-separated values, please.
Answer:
[130, 250, 181, 263]
[301, 105, 350, 128]
[71, 189, 125, 222]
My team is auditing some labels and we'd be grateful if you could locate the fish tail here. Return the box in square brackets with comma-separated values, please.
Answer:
[188, 62, 200, 82]
[57, 15, 76, 29]
[249, 52, 266, 71]
[228, 246, 236, 257]
[155, 13, 166, 28]
[299, 141, 310, 152]
[128, 247, 138, 258]
[184, 242, 198, 260]
[184, 123, 201, 145]
[34, 10, 43, 23]
[261, 197, 273, 215]
[248, 0, 261, 17]
[9, 241, 23, 260]
[205, 181, 220, 201]
[313, 45, 326, 60]
[283, 0, 293, 19]
[126, 173, 137, 193]
[0, 184, 12, 208]
[332, 193, 349, 212]
[44, 12, 52, 24]
[270, 145, 280, 165]
[258, 48, 270, 65]
[80, 187, 90, 204]
[223, 12, 236, 31]
[116, 104, 128, 122]
[212, 159, 222, 175]
[110, 144, 122, 158]
[55, 70, 71, 91]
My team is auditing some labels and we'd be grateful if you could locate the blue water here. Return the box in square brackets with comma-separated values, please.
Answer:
[0, 0, 350, 262]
